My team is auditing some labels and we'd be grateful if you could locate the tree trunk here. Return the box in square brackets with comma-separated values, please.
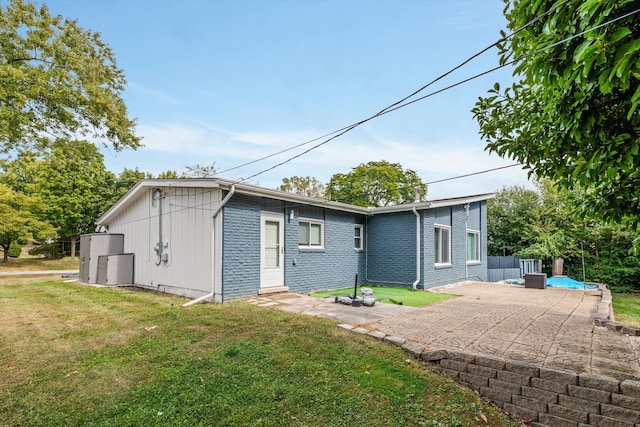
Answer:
[70, 236, 77, 257]
[2, 245, 8, 263]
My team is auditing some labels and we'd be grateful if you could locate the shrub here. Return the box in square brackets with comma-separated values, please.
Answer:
[28, 243, 63, 259]
[8, 242, 21, 258]
[583, 256, 640, 293]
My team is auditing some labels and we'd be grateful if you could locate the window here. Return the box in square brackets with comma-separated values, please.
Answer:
[354, 224, 363, 250]
[434, 225, 451, 265]
[299, 219, 323, 248]
[467, 230, 480, 263]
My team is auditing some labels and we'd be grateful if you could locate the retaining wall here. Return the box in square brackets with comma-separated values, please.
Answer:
[339, 323, 640, 427]
[422, 349, 640, 427]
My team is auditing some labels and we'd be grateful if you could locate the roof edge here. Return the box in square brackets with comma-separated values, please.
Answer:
[97, 179, 496, 225]
[97, 179, 224, 224]
[369, 193, 495, 214]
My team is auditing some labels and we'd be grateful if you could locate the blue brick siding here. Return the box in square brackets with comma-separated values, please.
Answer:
[423, 201, 487, 288]
[366, 211, 419, 286]
[222, 193, 365, 301]
[285, 210, 366, 293]
[221, 194, 264, 301]
[221, 192, 487, 300]
[423, 206, 467, 287]
[366, 201, 488, 290]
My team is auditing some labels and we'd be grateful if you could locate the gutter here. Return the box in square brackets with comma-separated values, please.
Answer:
[183, 185, 235, 306]
[412, 207, 420, 290]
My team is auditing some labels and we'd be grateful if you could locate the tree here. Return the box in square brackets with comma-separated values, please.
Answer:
[183, 163, 217, 178]
[327, 160, 427, 207]
[517, 179, 583, 266]
[0, 0, 140, 154]
[278, 176, 326, 198]
[33, 140, 115, 255]
[110, 167, 151, 201]
[157, 170, 180, 179]
[0, 151, 38, 193]
[487, 185, 539, 256]
[489, 179, 640, 290]
[472, 0, 640, 229]
[0, 184, 56, 262]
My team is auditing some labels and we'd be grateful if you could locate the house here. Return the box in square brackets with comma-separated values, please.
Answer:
[86, 178, 492, 303]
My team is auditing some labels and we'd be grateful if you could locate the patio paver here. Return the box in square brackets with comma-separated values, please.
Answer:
[263, 282, 640, 380]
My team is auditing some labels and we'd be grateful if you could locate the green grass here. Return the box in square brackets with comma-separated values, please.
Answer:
[612, 292, 640, 327]
[0, 255, 79, 271]
[312, 285, 458, 307]
[0, 281, 517, 427]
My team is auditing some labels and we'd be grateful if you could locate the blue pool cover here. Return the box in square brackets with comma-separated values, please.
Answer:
[546, 276, 598, 290]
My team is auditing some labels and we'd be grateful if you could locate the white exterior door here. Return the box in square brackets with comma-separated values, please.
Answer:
[260, 212, 284, 288]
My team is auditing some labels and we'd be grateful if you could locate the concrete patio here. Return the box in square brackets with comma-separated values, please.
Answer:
[249, 282, 640, 381]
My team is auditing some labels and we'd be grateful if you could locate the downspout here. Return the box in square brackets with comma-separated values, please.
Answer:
[183, 185, 235, 306]
[464, 203, 470, 280]
[412, 207, 420, 290]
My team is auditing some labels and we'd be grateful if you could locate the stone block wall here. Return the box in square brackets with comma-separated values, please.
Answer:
[339, 323, 640, 427]
[422, 349, 640, 427]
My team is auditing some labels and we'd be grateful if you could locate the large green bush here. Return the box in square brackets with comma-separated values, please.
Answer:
[28, 243, 63, 259]
[585, 257, 640, 293]
[8, 242, 21, 258]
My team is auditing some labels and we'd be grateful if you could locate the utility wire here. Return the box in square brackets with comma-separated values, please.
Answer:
[215, 0, 571, 179]
[330, 163, 524, 202]
[425, 163, 522, 185]
[214, 127, 349, 176]
[236, 6, 639, 183]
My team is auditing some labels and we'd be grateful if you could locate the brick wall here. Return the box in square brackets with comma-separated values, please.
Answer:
[421, 349, 640, 427]
[222, 195, 366, 300]
[365, 201, 488, 289]
[366, 211, 418, 285]
[423, 201, 488, 288]
[285, 209, 366, 293]
[221, 194, 263, 301]
[221, 194, 489, 300]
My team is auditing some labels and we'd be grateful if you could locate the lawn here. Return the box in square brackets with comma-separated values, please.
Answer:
[612, 292, 640, 328]
[0, 280, 517, 427]
[312, 285, 458, 307]
[0, 255, 79, 272]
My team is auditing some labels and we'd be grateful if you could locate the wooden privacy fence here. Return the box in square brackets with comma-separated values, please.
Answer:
[487, 257, 540, 282]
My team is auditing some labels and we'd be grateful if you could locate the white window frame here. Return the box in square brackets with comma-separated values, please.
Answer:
[354, 224, 363, 250]
[434, 224, 451, 266]
[299, 218, 324, 249]
[467, 229, 480, 264]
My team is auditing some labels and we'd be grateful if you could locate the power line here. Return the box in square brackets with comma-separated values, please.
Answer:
[235, 5, 639, 183]
[215, 1, 571, 181]
[425, 163, 522, 185]
[329, 164, 524, 202]
[214, 127, 349, 176]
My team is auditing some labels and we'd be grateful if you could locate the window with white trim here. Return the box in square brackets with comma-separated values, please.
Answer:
[299, 219, 324, 248]
[354, 224, 363, 250]
[467, 230, 480, 263]
[434, 225, 451, 265]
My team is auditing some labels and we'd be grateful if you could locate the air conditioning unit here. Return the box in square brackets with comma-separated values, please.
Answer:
[97, 254, 134, 286]
[79, 233, 124, 284]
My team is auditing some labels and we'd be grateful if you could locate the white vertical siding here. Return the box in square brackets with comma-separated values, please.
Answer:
[107, 186, 222, 298]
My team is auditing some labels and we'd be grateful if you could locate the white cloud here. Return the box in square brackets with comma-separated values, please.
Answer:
[108, 120, 534, 199]
[128, 82, 184, 106]
[136, 124, 209, 153]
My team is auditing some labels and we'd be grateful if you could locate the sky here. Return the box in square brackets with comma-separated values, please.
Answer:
[45, 0, 533, 199]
